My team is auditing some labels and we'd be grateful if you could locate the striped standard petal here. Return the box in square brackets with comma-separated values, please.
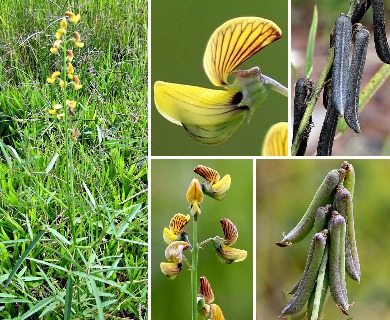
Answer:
[262, 122, 288, 156]
[203, 17, 282, 87]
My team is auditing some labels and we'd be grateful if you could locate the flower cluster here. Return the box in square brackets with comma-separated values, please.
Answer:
[197, 277, 225, 320]
[47, 11, 84, 121]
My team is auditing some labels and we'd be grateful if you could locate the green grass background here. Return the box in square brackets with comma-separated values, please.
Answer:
[257, 159, 390, 319]
[151, 0, 288, 156]
[151, 159, 253, 319]
[0, 0, 148, 318]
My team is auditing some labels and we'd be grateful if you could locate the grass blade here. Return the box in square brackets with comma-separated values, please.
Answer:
[5, 230, 44, 288]
[305, 5, 318, 77]
[64, 275, 73, 320]
[45, 152, 59, 174]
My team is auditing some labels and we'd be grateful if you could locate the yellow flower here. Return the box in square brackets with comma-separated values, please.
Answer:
[66, 100, 77, 116]
[67, 62, 74, 79]
[65, 11, 81, 24]
[163, 213, 191, 245]
[59, 80, 65, 88]
[186, 178, 203, 216]
[72, 75, 82, 90]
[46, 71, 61, 84]
[160, 241, 189, 280]
[73, 31, 84, 47]
[48, 104, 65, 120]
[194, 165, 231, 200]
[262, 122, 288, 156]
[211, 219, 247, 264]
[154, 17, 287, 144]
[60, 18, 67, 29]
[55, 28, 66, 40]
[197, 277, 225, 320]
[50, 47, 59, 54]
[50, 40, 62, 54]
[67, 49, 74, 62]
[71, 128, 79, 141]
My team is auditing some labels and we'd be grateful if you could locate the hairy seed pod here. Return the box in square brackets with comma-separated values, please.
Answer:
[293, 77, 314, 156]
[335, 186, 361, 283]
[345, 26, 369, 133]
[351, 0, 372, 24]
[341, 161, 355, 198]
[372, 0, 390, 64]
[331, 14, 352, 116]
[282, 231, 327, 315]
[280, 169, 344, 244]
[329, 212, 350, 314]
[307, 244, 329, 319]
[316, 106, 340, 156]
[313, 205, 332, 234]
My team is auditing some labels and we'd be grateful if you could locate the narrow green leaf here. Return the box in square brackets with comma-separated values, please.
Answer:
[45, 152, 59, 174]
[89, 278, 104, 320]
[5, 144, 21, 164]
[20, 296, 56, 320]
[5, 230, 44, 288]
[64, 275, 73, 320]
[47, 227, 71, 246]
[305, 5, 318, 78]
[0, 140, 12, 170]
[82, 181, 96, 208]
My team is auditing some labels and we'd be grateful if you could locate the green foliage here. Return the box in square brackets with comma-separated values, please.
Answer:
[0, 0, 147, 319]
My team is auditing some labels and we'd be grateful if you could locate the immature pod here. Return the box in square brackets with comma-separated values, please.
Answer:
[282, 231, 327, 316]
[372, 0, 390, 64]
[329, 213, 350, 314]
[341, 161, 355, 198]
[345, 26, 369, 133]
[279, 169, 344, 245]
[293, 77, 314, 156]
[351, 0, 372, 24]
[313, 205, 332, 234]
[307, 244, 329, 319]
[335, 186, 361, 283]
[331, 14, 352, 116]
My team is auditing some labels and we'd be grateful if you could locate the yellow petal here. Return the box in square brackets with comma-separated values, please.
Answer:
[74, 41, 84, 48]
[50, 47, 59, 54]
[47, 77, 55, 84]
[186, 178, 204, 215]
[198, 276, 215, 304]
[73, 31, 81, 42]
[203, 17, 282, 87]
[163, 227, 177, 245]
[160, 262, 182, 279]
[154, 81, 246, 126]
[194, 165, 220, 185]
[220, 218, 238, 246]
[210, 174, 231, 194]
[60, 18, 67, 29]
[262, 122, 288, 156]
[165, 241, 189, 263]
[219, 243, 247, 263]
[169, 213, 190, 234]
[52, 71, 61, 79]
[210, 304, 225, 320]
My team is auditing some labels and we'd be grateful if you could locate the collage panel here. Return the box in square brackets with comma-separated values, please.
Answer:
[292, 0, 390, 156]
[151, 159, 253, 319]
[151, 0, 288, 156]
[256, 159, 390, 319]
[0, 1, 147, 319]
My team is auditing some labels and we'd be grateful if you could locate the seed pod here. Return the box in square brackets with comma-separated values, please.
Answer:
[317, 103, 340, 156]
[293, 77, 314, 156]
[328, 212, 350, 314]
[282, 231, 327, 315]
[372, 0, 390, 64]
[331, 14, 352, 116]
[351, 0, 372, 24]
[341, 161, 355, 198]
[312, 205, 332, 234]
[345, 26, 369, 133]
[335, 186, 361, 283]
[280, 168, 344, 244]
[307, 244, 329, 319]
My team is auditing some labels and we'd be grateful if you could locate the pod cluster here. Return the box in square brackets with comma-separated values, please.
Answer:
[277, 161, 360, 317]
[293, 0, 390, 155]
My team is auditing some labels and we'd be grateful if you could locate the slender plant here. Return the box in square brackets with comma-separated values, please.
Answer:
[160, 165, 248, 319]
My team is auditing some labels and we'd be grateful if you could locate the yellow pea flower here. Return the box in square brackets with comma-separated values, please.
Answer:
[261, 122, 288, 156]
[160, 241, 189, 280]
[65, 11, 81, 24]
[67, 62, 74, 79]
[48, 104, 65, 120]
[197, 277, 225, 320]
[194, 165, 231, 200]
[46, 71, 61, 84]
[67, 49, 74, 62]
[72, 75, 82, 90]
[163, 213, 191, 246]
[55, 28, 66, 40]
[154, 17, 287, 145]
[73, 31, 84, 47]
[60, 18, 67, 29]
[211, 219, 247, 264]
[186, 178, 203, 216]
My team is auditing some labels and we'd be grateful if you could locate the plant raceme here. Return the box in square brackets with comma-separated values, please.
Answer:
[277, 161, 360, 318]
[154, 17, 288, 145]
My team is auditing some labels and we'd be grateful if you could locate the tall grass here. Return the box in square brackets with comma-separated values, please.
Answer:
[0, 0, 148, 318]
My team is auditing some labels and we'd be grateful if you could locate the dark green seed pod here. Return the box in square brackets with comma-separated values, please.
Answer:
[329, 212, 350, 314]
[293, 77, 314, 156]
[345, 26, 369, 133]
[282, 231, 327, 316]
[373, 0, 390, 64]
[280, 169, 344, 244]
[331, 14, 352, 116]
[335, 186, 361, 283]
[351, 0, 372, 24]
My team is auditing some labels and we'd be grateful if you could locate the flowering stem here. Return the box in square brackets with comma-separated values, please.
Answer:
[191, 213, 199, 320]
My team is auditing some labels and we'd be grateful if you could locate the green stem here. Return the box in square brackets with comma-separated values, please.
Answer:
[192, 214, 199, 320]
[291, 47, 334, 156]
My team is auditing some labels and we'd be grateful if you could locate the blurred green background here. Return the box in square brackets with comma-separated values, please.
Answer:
[151, 0, 288, 156]
[256, 160, 390, 319]
[151, 160, 253, 319]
